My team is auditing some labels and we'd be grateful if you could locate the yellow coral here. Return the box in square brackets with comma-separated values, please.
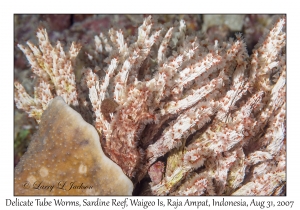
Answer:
[14, 96, 133, 195]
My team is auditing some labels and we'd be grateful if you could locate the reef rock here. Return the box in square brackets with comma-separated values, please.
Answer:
[14, 96, 133, 195]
